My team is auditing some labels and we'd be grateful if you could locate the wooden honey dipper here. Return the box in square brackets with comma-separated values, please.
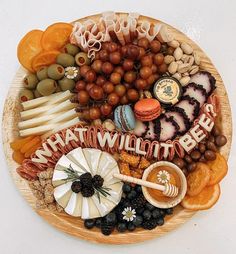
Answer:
[113, 173, 179, 198]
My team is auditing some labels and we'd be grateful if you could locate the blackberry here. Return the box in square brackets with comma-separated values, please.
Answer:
[143, 210, 152, 220]
[84, 219, 95, 229]
[156, 217, 164, 226]
[142, 219, 158, 230]
[71, 181, 82, 193]
[81, 187, 95, 197]
[95, 218, 102, 228]
[92, 175, 104, 188]
[131, 194, 147, 209]
[101, 221, 114, 235]
[80, 172, 93, 187]
[127, 222, 136, 231]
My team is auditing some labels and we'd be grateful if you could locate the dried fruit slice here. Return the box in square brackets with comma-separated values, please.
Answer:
[187, 162, 210, 196]
[17, 30, 43, 72]
[41, 22, 73, 51]
[10, 136, 35, 151]
[31, 50, 60, 72]
[12, 151, 25, 164]
[181, 184, 220, 210]
[207, 153, 228, 185]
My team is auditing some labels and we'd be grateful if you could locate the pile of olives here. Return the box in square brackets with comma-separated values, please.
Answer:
[20, 43, 90, 102]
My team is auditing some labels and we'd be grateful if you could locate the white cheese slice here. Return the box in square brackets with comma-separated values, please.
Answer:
[92, 195, 116, 217]
[51, 117, 81, 134]
[19, 124, 55, 137]
[47, 100, 78, 115]
[103, 182, 123, 204]
[45, 90, 72, 106]
[55, 155, 86, 175]
[81, 198, 100, 219]
[103, 166, 121, 185]
[18, 113, 60, 129]
[64, 192, 83, 217]
[52, 169, 68, 187]
[49, 109, 79, 124]
[66, 147, 90, 173]
[97, 152, 117, 177]
[83, 148, 102, 176]
[54, 182, 72, 208]
[21, 92, 61, 110]
[20, 104, 58, 120]
[73, 193, 83, 217]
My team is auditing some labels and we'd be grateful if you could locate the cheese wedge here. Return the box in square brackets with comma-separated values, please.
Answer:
[81, 197, 101, 219]
[92, 195, 116, 217]
[54, 182, 72, 208]
[83, 148, 102, 176]
[65, 192, 83, 217]
[97, 152, 118, 177]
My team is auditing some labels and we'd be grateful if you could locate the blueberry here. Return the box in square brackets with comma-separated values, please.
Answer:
[165, 208, 173, 215]
[105, 212, 117, 225]
[135, 185, 142, 193]
[156, 217, 164, 226]
[123, 200, 131, 207]
[117, 222, 127, 232]
[152, 209, 162, 219]
[143, 210, 152, 220]
[136, 207, 145, 215]
[127, 222, 136, 231]
[127, 190, 137, 199]
[95, 218, 102, 228]
[133, 215, 143, 227]
[145, 202, 155, 211]
[84, 219, 95, 229]
[123, 184, 132, 193]
[160, 209, 166, 216]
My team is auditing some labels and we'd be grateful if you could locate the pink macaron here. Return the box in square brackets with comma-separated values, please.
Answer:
[134, 98, 162, 121]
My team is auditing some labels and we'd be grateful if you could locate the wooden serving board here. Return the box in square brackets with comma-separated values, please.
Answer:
[2, 13, 232, 244]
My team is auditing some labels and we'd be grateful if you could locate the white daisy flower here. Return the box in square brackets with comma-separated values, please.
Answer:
[65, 66, 79, 79]
[122, 207, 136, 222]
[157, 170, 170, 184]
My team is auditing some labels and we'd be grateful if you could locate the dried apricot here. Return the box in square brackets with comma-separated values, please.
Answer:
[20, 136, 41, 154]
[31, 50, 60, 72]
[41, 22, 73, 51]
[12, 151, 25, 164]
[17, 30, 43, 72]
[187, 162, 210, 196]
[181, 184, 220, 210]
[24, 142, 41, 158]
[10, 136, 35, 151]
[207, 153, 228, 185]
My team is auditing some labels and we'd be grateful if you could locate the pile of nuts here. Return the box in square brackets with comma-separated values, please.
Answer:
[28, 168, 63, 212]
[172, 125, 227, 175]
[164, 40, 201, 86]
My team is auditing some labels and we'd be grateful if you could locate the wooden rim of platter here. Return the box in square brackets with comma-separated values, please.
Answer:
[2, 13, 232, 244]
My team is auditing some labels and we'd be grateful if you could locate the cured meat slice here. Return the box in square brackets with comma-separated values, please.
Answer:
[133, 120, 147, 136]
[165, 107, 190, 134]
[155, 116, 179, 142]
[144, 121, 157, 140]
[190, 71, 216, 95]
[175, 95, 200, 122]
[183, 83, 207, 107]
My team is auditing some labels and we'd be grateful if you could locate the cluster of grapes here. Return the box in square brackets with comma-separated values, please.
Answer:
[74, 37, 168, 121]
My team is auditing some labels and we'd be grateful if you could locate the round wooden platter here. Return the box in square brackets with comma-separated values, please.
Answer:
[2, 13, 232, 244]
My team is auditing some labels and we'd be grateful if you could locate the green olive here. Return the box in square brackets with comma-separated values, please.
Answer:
[75, 52, 90, 66]
[19, 89, 34, 102]
[58, 77, 75, 91]
[37, 79, 57, 96]
[47, 64, 65, 80]
[55, 85, 62, 92]
[64, 43, 80, 56]
[36, 67, 48, 80]
[23, 74, 38, 89]
[34, 89, 42, 98]
[56, 53, 75, 67]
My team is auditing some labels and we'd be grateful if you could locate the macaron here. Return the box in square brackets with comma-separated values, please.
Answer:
[114, 105, 136, 132]
[134, 98, 161, 121]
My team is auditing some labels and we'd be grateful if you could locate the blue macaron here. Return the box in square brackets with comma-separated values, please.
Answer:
[114, 105, 136, 132]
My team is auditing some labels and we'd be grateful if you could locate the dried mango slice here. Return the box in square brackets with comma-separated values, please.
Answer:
[207, 153, 228, 185]
[31, 50, 60, 72]
[181, 184, 220, 211]
[12, 151, 25, 164]
[20, 136, 41, 154]
[41, 22, 73, 51]
[10, 136, 35, 151]
[187, 162, 210, 196]
[17, 30, 43, 72]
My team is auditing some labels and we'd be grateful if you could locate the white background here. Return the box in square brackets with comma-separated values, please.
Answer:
[0, 0, 235, 253]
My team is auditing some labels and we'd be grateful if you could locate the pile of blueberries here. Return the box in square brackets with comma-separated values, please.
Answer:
[84, 183, 173, 235]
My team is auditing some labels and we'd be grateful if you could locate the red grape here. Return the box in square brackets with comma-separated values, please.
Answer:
[114, 66, 124, 77]
[138, 47, 146, 60]
[141, 55, 153, 67]
[138, 37, 149, 49]
[127, 45, 139, 60]
[139, 66, 152, 79]
[153, 53, 164, 65]
[96, 75, 106, 86]
[109, 51, 121, 65]
[85, 69, 96, 83]
[124, 71, 136, 83]
[120, 45, 128, 56]
[99, 49, 109, 61]
[114, 84, 126, 97]
[127, 89, 139, 102]
[103, 81, 115, 94]
[89, 107, 101, 120]
[86, 82, 95, 92]
[77, 90, 89, 105]
[91, 60, 103, 73]
[150, 40, 161, 53]
[108, 42, 118, 53]
[110, 72, 121, 84]
[123, 59, 134, 71]
[100, 103, 112, 116]
[158, 63, 167, 73]
[80, 65, 90, 77]
[135, 78, 148, 90]
[120, 94, 129, 104]
[75, 80, 86, 91]
[82, 108, 90, 120]
[102, 62, 114, 74]
[89, 85, 104, 100]
[107, 92, 120, 106]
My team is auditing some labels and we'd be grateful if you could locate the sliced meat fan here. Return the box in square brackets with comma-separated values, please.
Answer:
[155, 116, 179, 142]
[183, 83, 207, 107]
[165, 107, 191, 134]
[190, 71, 216, 95]
[175, 95, 200, 122]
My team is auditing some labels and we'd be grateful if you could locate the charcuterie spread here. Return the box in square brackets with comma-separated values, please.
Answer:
[6, 12, 230, 242]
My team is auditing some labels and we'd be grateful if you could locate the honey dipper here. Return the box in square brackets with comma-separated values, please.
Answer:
[113, 173, 179, 198]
